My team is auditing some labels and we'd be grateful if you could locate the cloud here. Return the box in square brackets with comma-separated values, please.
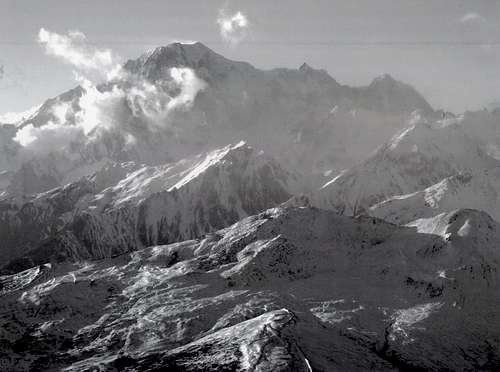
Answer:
[459, 12, 487, 24]
[14, 29, 207, 155]
[38, 28, 116, 79]
[14, 122, 84, 154]
[0, 65, 3, 80]
[0, 104, 42, 125]
[167, 68, 207, 111]
[217, 10, 249, 45]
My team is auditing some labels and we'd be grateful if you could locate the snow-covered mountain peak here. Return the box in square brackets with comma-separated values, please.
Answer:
[378, 121, 494, 168]
[309, 120, 500, 216]
[362, 73, 434, 114]
[369, 168, 500, 224]
[0, 142, 298, 272]
[124, 41, 254, 82]
[167, 140, 251, 190]
[298, 62, 313, 71]
[145, 42, 218, 66]
[95, 141, 280, 208]
[370, 73, 398, 86]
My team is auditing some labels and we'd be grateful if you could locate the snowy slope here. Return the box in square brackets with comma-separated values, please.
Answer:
[369, 168, 500, 224]
[0, 162, 135, 264]
[1, 206, 500, 370]
[310, 119, 500, 215]
[0, 142, 297, 273]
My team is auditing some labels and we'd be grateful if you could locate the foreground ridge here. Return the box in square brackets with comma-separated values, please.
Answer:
[1, 206, 500, 370]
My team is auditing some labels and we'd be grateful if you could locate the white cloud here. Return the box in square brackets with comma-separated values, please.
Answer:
[167, 68, 207, 111]
[14, 122, 84, 155]
[75, 78, 126, 135]
[0, 104, 41, 125]
[460, 12, 486, 24]
[38, 28, 115, 76]
[122, 68, 206, 125]
[217, 10, 249, 45]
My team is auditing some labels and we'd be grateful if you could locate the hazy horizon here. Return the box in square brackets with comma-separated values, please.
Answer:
[2, 0, 500, 114]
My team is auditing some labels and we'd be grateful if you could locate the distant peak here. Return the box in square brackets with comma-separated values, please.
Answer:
[379, 73, 394, 80]
[232, 140, 249, 149]
[125, 40, 255, 80]
[165, 41, 211, 51]
[363, 73, 434, 113]
[370, 73, 397, 86]
[151, 41, 216, 60]
[298, 62, 335, 82]
[299, 62, 314, 72]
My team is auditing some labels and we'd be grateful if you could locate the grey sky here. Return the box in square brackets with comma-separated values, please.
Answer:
[1, 0, 500, 113]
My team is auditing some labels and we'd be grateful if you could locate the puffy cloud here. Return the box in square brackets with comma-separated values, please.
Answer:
[14, 122, 84, 155]
[168, 68, 207, 111]
[0, 104, 41, 124]
[106, 68, 206, 128]
[13, 81, 130, 154]
[217, 10, 249, 45]
[38, 28, 114, 75]
[73, 78, 127, 135]
[459, 12, 486, 24]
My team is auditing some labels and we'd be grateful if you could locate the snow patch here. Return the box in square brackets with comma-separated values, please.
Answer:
[390, 302, 443, 343]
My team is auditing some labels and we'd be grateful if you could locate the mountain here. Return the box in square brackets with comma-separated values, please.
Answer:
[0, 162, 133, 265]
[369, 168, 500, 224]
[117, 43, 436, 173]
[356, 73, 434, 114]
[2, 206, 500, 370]
[4, 39, 500, 370]
[0, 124, 19, 192]
[0, 142, 298, 273]
[0, 104, 42, 127]
[0, 42, 435, 198]
[307, 119, 500, 215]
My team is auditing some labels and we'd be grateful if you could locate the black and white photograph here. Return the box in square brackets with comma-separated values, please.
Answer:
[1, 1, 500, 370]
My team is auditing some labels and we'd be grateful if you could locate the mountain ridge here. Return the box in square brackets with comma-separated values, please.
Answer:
[0, 142, 298, 273]
[2, 206, 500, 370]
[0, 42, 437, 199]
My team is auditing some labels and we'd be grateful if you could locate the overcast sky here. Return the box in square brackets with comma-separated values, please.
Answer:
[1, 0, 500, 114]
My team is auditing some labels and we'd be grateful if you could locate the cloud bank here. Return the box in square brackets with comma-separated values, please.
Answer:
[217, 10, 249, 45]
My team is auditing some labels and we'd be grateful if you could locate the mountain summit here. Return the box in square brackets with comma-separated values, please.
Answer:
[360, 73, 434, 113]
[124, 41, 255, 82]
